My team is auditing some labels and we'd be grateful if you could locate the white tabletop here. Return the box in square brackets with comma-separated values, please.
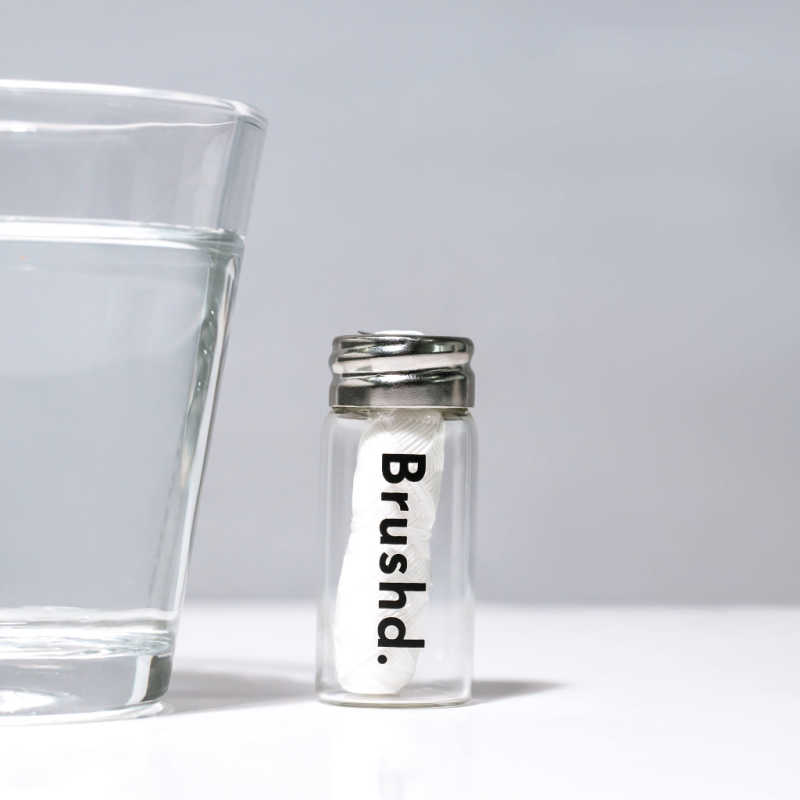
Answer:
[1, 604, 797, 799]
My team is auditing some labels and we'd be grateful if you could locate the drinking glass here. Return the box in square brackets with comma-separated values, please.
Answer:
[0, 80, 265, 718]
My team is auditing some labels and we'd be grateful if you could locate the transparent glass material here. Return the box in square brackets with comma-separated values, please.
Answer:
[0, 81, 265, 718]
[317, 407, 476, 707]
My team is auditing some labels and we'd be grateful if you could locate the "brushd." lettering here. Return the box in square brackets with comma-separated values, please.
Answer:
[375, 453, 427, 662]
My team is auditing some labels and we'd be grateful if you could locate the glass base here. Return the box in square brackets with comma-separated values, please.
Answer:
[317, 684, 471, 708]
[0, 620, 173, 719]
[0, 700, 165, 725]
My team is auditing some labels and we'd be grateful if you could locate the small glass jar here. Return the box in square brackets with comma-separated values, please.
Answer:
[316, 332, 476, 706]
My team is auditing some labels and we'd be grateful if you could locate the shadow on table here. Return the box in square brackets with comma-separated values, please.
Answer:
[164, 662, 313, 715]
[164, 667, 561, 714]
[470, 679, 562, 705]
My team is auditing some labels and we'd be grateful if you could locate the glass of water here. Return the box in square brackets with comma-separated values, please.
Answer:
[0, 80, 265, 718]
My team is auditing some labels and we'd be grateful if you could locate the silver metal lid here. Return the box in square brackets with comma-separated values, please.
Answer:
[329, 331, 475, 408]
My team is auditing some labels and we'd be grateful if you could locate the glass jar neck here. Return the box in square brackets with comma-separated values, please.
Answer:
[331, 406, 471, 419]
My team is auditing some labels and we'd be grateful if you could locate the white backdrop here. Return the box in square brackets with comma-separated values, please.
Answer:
[2, 0, 799, 601]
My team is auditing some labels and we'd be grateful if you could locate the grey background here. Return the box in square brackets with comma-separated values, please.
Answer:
[1, 1, 798, 602]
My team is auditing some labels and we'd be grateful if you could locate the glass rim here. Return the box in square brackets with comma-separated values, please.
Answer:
[0, 78, 267, 130]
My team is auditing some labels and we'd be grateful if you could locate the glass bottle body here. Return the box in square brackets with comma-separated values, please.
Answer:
[317, 406, 476, 707]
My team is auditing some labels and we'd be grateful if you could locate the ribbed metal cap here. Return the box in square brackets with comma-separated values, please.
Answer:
[329, 331, 475, 408]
